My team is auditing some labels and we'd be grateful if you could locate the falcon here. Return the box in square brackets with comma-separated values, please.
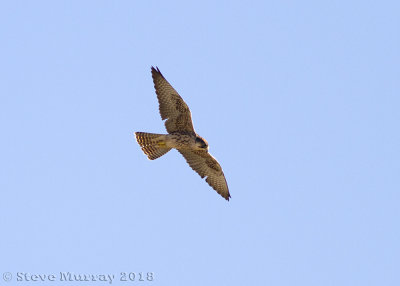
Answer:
[135, 67, 230, 200]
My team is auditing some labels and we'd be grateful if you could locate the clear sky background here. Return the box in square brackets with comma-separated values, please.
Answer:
[1, 1, 399, 285]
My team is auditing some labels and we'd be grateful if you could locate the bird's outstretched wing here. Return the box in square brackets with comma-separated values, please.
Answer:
[151, 67, 195, 134]
[178, 150, 230, 200]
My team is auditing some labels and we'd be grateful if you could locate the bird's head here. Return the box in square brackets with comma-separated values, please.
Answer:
[195, 136, 209, 151]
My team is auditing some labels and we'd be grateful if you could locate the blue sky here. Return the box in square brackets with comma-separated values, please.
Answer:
[1, 1, 399, 285]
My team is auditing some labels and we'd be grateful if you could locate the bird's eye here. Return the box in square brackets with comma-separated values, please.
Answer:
[196, 138, 207, 148]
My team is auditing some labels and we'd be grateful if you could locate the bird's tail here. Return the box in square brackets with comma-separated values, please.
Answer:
[135, 132, 171, 160]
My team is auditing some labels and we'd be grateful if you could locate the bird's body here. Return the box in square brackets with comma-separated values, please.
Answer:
[135, 67, 230, 200]
[165, 132, 206, 150]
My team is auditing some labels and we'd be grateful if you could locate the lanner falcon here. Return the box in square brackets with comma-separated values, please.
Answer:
[135, 67, 230, 200]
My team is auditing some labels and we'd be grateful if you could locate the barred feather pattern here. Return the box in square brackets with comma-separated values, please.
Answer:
[135, 132, 171, 160]
[134, 67, 230, 201]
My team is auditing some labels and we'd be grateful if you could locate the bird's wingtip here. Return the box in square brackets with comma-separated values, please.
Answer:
[151, 66, 162, 74]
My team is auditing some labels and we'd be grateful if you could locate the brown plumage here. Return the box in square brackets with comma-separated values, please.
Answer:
[135, 67, 230, 201]
[135, 132, 171, 160]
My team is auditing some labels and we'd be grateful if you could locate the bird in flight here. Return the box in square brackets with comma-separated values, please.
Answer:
[135, 67, 230, 200]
